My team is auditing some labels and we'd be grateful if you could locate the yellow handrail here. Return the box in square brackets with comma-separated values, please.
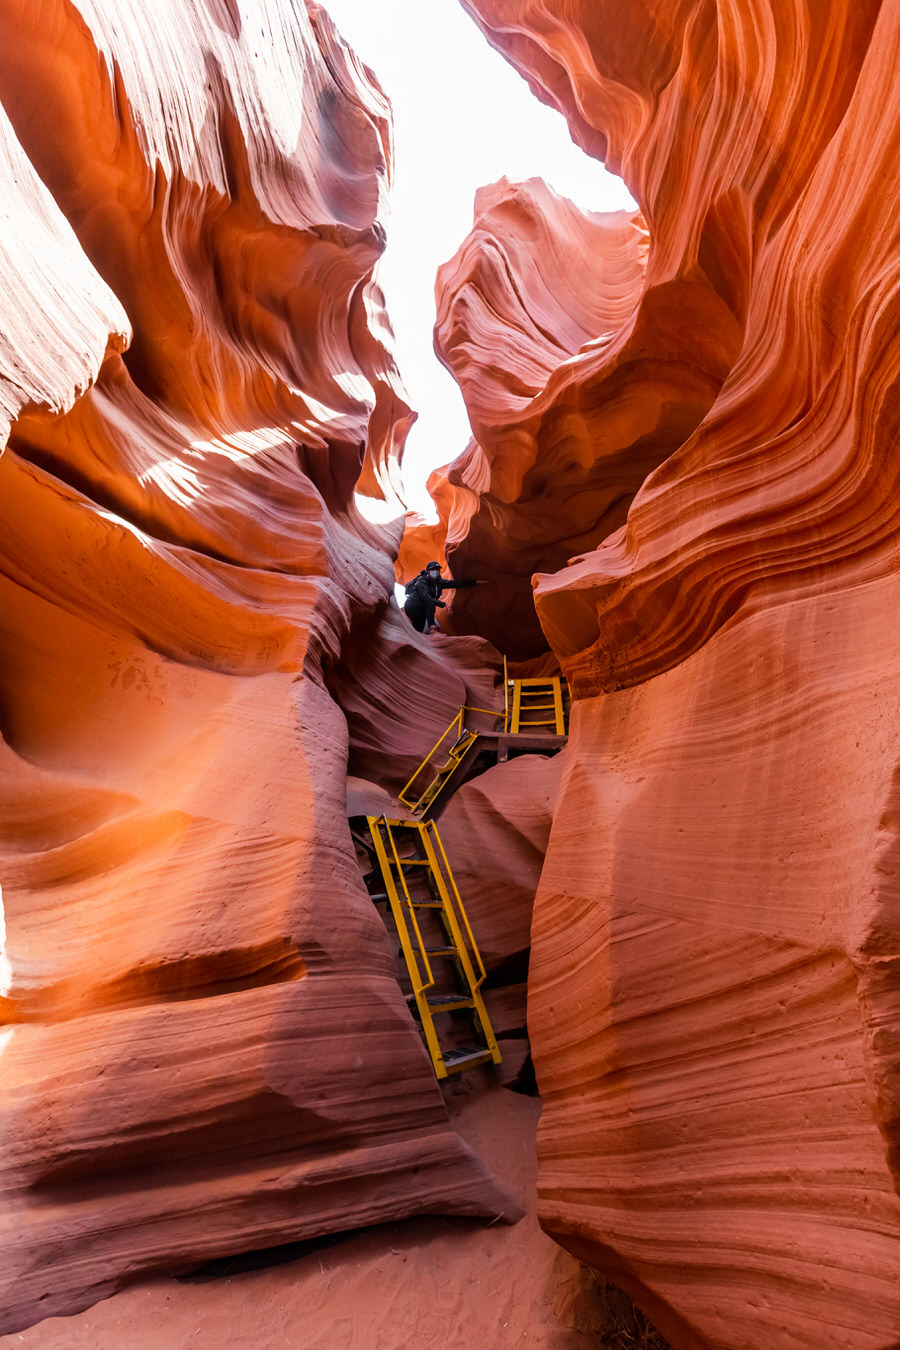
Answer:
[427, 820, 487, 988]
[397, 664, 512, 812]
[382, 817, 435, 995]
[398, 708, 464, 808]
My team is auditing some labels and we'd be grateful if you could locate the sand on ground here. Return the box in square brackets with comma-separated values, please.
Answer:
[2, 1079, 626, 1349]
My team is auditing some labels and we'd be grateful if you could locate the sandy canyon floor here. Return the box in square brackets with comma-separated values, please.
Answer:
[2, 1080, 667, 1350]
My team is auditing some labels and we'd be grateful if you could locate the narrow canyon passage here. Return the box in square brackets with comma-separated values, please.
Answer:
[2, 2, 900, 1349]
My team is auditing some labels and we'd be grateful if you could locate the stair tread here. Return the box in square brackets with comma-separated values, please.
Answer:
[441, 1047, 493, 1068]
[423, 946, 457, 956]
[425, 993, 475, 1010]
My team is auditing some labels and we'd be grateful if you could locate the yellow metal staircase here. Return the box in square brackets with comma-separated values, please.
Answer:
[397, 713, 481, 816]
[398, 661, 568, 817]
[366, 815, 502, 1079]
[508, 675, 566, 734]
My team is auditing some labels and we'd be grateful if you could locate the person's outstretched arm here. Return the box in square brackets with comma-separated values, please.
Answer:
[437, 578, 479, 591]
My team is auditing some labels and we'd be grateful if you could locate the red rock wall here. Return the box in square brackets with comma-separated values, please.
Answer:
[431, 174, 741, 657]
[450, 2, 900, 1346]
[0, 1, 513, 1332]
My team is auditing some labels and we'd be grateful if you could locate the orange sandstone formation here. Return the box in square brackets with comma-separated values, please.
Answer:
[432, 174, 743, 657]
[0, 1, 514, 1333]
[450, 1, 900, 1346]
[394, 505, 447, 589]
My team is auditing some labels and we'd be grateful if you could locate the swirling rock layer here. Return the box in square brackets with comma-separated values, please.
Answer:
[450, 1, 900, 1346]
[431, 175, 741, 657]
[0, 0, 512, 1332]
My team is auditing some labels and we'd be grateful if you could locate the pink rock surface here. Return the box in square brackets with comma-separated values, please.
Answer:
[0, 1087, 637, 1350]
[0, 1, 514, 1333]
[431, 174, 740, 657]
[449, 1, 900, 1346]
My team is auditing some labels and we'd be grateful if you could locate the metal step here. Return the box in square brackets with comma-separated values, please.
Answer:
[425, 993, 474, 1012]
[423, 946, 457, 957]
[441, 1047, 494, 1072]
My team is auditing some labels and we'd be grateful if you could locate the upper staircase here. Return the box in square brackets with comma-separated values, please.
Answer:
[398, 659, 568, 819]
[508, 675, 566, 735]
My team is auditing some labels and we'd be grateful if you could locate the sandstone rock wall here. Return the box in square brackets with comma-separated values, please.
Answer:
[0, 1, 512, 1332]
[430, 174, 740, 658]
[448, 2, 900, 1345]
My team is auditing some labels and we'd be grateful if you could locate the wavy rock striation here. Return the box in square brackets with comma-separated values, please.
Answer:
[449, 2, 900, 1346]
[0, 1, 513, 1333]
[431, 174, 743, 657]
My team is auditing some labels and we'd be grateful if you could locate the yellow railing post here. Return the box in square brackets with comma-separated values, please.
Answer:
[421, 821, 500, 1063]
[379, 817, 434, 995]
[552, 679, 565, 735]
[423, 821, 488, 990]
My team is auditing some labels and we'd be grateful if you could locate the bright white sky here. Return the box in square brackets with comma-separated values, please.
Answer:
[326, 0, 635, 519]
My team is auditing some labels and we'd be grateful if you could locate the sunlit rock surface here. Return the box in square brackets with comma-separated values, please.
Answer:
[395, 505, 447, 590]
[431, 174, 744, 658]
[453, 1, 900, 1346]
[0, 0, 514, 1332]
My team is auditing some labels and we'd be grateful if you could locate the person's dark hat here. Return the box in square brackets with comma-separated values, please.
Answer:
[426, 560, 441, 569]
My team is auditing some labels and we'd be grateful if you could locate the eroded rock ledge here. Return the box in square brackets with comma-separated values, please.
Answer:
[0, 0, 514, 1331]
[442, 2, 900, 1346]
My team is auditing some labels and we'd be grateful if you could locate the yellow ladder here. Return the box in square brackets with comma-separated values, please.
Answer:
[508, 675, 566, 734]
[367, 815, 502, 1079]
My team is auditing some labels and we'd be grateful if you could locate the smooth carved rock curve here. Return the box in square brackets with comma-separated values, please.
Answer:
[0, 0, 513, 1332]
[431, 174, 742, 658]
[449, 2, 900, 1347]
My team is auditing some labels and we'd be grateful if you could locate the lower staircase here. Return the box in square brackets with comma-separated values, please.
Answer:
[365, 815, 502, 1079]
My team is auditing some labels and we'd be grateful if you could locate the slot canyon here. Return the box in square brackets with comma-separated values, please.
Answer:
[1, 2, 899, 1348]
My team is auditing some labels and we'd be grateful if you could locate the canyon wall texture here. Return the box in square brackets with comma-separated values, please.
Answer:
[0, 1, 515, 1332]
[431, 175, 742, 658]
[448, 2, 900, 1346]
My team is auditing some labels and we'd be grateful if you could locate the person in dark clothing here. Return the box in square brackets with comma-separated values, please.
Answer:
[403, 561, 478, 633]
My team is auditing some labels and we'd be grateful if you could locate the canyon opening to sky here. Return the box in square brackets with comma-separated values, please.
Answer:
[1, 3, 900, 1350]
